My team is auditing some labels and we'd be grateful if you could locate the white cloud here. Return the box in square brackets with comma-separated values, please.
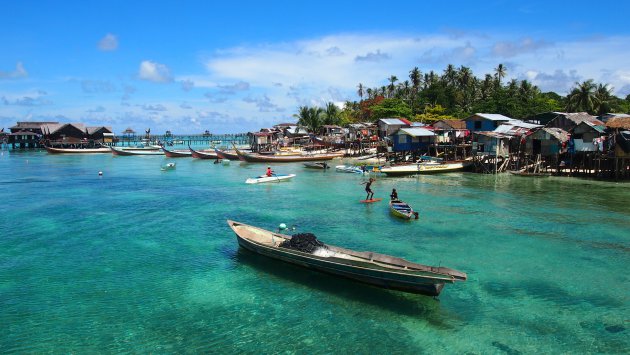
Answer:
[98, 33, 118, 51]
[0, 62, 28, 79]
[138, 60, 173, 83]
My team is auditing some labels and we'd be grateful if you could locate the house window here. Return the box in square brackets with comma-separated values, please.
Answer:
[474, 121, 482, 130]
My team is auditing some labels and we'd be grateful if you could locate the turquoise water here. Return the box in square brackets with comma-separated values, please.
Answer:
[0, 150, 628, 353]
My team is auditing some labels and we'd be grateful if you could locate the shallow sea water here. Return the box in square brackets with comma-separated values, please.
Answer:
[0, 150, 628, 353]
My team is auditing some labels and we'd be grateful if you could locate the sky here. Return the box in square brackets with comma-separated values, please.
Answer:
[1, 0, 630, 134]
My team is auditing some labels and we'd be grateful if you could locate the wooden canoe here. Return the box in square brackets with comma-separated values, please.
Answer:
[227, 220, 466, 296]
[189, 147, 219, 159]
[162, 147, 192, 157]
[389, 200, 419, 220]
[44, 146, 111, 154]
[234, 146, 343, 163]
[110, 146, 164, 156]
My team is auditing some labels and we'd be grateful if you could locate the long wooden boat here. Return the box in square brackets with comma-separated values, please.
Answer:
[380, 160, 472, 176]
[215, 148, 244, 160]
[227, 220, 466, 296]
[389, 200, 419, 220]
[110, 146, 165, 156]
[188, 147, 218, 159]
[234, 146, 344, 163]
[162, 146, 192, 157]
[245, 174, 296, 184]
[303, 162, 330, 169]
[44, 146, 111, 154]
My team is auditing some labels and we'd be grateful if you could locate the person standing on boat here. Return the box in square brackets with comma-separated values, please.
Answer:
[390, 188, 398, 201]
[361, 178, 375, 200]
[266, 166, 274, 177]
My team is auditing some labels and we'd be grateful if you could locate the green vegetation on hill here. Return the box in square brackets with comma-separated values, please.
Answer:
[294, 64, 630, 131]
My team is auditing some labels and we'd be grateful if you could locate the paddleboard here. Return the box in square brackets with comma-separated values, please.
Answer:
[360, 198, 382, 203]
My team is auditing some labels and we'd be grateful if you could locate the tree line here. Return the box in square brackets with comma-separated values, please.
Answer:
[294, 64, 630, 132]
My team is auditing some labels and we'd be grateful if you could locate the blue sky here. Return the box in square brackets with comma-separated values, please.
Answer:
[1, 0, 630, 134]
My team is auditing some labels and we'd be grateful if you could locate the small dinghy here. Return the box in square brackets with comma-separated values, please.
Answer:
[303, 162, 330, 169]
[160, 162, 176, 171]
[389, 200, 419, 219]
[245, 174, 296, 184]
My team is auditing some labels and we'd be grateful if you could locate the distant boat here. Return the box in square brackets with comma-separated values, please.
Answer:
[44, 146, 111, 154]
[227, 220, 466, 296]
[303, 162, 330, 169]
[380, 160, 472, 176]
[234, 146, 343, 163]
[214, 148, 240, 160]
[161, 162, 176, 171]
[189, 147, 219, 159]
[162, 146, 192, 157]
[389, 200, 419, 220]
[335, 165, 365, 173]
[245, 174, 296, 184]
[110, 146, 164, 156]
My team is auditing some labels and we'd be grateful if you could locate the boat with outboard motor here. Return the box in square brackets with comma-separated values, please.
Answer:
[227, 220, 466, 296]
[303, 162, 330, 169]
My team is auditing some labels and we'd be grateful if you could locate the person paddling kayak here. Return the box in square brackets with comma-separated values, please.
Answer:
[266, 166, 274, 177]
[361, 177, 375, 200]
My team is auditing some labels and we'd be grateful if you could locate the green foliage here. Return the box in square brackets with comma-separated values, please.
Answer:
[369, 98, 412, 120]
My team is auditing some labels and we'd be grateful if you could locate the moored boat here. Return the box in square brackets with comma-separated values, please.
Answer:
[335, 165, 365, 173]
[44, 146, 112, 154]
[234, 146, 343, 163]
[380, 160, 472, 176]
[245, 174, 296, 184]
[389, 199, 419, 220]
[227, 220, 466, 296]
[162, 146, 192, 157]
[303, 162, 330, 169]
[189, 146, 218, 159]
[110, 146, 165, 156]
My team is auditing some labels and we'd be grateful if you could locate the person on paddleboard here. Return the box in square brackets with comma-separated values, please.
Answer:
[266, 166, 274, 177]
[361, 178, 375, 200]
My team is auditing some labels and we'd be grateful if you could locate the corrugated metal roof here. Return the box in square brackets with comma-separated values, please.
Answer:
[606, 116, 630, 129]
[471, 113, 513, 121]
[379, 118, 407, 125]
[397, 128, 436, 137]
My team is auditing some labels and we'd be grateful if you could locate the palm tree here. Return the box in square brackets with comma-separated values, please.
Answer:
[409, 67, 422, 92]
[323, 102, 340, 125]
[443, 64, 457, 87]
[387, 75, 398, 98]
[567, 80, 598, 113]
[495, 63, 507, 86]
[594, 83, 612, 114]
[357, 83, 364, 102]
[294, 106, 323, 134]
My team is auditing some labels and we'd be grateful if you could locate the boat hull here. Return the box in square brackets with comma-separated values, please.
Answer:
[228, 220, 466, 297]
[189, 147, 218, 159]
[44, 146, 111, 154]
[380, 161, 471, 176]
[245, 174, 296, 184]
[110, 147, 164, 156]
[235, 147, 343, 163]
[215, 149, 240, 160]
[162, 147, 192, 157]
[389, 200, 417, 220]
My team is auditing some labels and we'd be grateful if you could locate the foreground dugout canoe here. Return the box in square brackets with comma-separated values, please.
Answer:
[227, 220, 466, 296]
[110, 146, 165, 156]
[189, 147, 219, 159]
[162, 146, 192, 157]
[44, 146, 112, 154]
[234, 146, 344, 163]
[389, 200, 419, 220]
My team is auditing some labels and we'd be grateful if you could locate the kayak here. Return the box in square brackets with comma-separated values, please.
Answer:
[245, 174, 296, 184]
